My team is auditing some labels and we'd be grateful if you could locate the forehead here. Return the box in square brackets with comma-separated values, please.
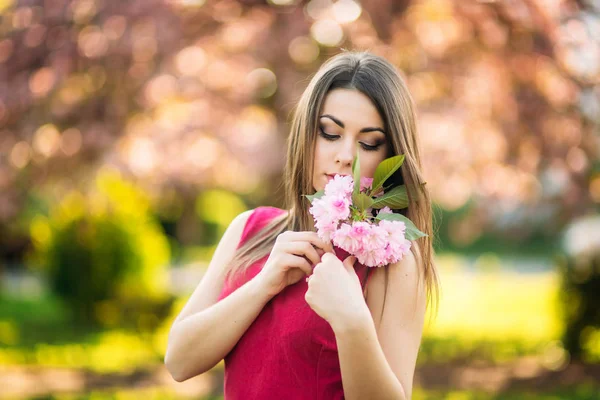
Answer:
[320, 88, 384, 128]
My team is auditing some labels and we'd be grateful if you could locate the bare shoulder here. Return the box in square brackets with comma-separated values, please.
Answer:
[208, 209, 255, 260]
[367, 243, 422, 288]
[232, 208, 255, 228]
[209, 209, 257, 264]
[172, 209, 255, 324]
[365, 242, 426, 323]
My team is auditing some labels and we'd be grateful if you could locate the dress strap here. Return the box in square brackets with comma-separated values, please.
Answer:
[237, 206, 287, 249]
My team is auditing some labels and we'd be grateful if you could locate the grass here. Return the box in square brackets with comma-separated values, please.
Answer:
[2, 252, 598, 399]
[7, 384, 598, 400]
[0, 253, 566, 371]
[5, 391, 223, 400]
[0, 294, 183, 373]
[418, 253, 563, 364]
[413, 384, 600, 400]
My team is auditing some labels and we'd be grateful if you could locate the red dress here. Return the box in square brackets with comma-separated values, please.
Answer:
[217, 206, 374, 400]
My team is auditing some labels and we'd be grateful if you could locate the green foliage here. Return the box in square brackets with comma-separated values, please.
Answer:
[434, 203, 561, 257]
[352, 148, 361, 195]
[557, 251, 600, 363]
[371, 185, 409, 209]
[351, 192, 374, 211]
[413, 385, 600, 400]
[303, 189, 324, 203]
[371, 154, 405, 194]
[5, 258, 598, 400]
[421, 255, 563, 363]
[195, 189, 247, 247]
[28, 169, 173, 329]
[0, 293, 188, 373]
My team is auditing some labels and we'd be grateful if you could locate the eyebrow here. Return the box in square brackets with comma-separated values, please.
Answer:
[319, 114, 386, 134]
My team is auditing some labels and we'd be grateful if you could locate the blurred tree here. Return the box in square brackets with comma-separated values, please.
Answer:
[559, 214, 600, 362]
[28, 168, 173, 329]
[0, 0, 598, 260]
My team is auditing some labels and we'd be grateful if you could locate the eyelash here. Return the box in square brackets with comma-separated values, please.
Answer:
[318, 127, 383, 152]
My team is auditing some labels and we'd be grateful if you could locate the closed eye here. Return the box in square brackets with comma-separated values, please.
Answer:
[361, 142, 382, 151]
[318, 127, 340, 141]
[318, 127, 384, 152]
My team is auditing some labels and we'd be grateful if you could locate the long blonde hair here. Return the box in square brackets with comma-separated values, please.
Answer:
[226, 50, 440, 318]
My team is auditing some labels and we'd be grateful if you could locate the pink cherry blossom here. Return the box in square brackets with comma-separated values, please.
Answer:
[360, 223, 388, 254]
[328, 196, 351, 221]
[324, 174, 353, 198]
[308, 197, 330, 223]
[360, 177, 373, 191]
[349, 221, 370, 241]
[308, 174, 413, 268]
[315, 217, 337, 241]
[332, 223, 360, 253]
[356, 250, 376, 267]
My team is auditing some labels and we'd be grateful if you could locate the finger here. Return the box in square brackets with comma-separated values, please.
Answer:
[282, 253, 313, 276]
[343, 255, 357, 272]
[278, 242, 321, 264]
[321, 252, 340, 263]
[284, 232, 334, 253]
[279, 242, 321, 266]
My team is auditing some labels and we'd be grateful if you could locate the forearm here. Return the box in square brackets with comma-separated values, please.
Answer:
[333, 315, 407, 400]
[165, 276, 273, 381]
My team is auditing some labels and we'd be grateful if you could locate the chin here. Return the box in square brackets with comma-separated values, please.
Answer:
[315, 178, 326, 192]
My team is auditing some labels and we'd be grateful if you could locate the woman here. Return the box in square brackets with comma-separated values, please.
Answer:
[165, 50, 440, 399]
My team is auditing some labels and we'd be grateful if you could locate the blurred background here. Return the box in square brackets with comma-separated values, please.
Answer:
[0, 0, 599, 399]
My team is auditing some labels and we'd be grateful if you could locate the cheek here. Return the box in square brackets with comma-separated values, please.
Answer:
[312, 147, 320, 174]
[312, 142, 323, 184]
[313, 138, 328, 169]
[361, 152, 387, 178]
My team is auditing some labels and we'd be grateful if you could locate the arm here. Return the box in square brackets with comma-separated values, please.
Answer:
[333, 247, 427, 400]
[164, 210, 275, 382]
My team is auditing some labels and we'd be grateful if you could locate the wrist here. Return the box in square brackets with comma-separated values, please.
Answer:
[249, 272, 278, 302]
[331, 304, 374, 335]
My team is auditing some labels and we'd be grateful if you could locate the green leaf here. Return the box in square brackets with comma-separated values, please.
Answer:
[376, 212, 428, 240]
[352, 192, 373, 212]
[352, 149, 361, 195]
[371, 155, 405, 194]
[371, 185, 409, 209]
[303, 190, 324, 203]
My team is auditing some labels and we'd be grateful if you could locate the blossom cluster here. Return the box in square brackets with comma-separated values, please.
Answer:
[309, 175, 412, 267]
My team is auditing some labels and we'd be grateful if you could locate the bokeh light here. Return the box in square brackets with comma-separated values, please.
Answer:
[288, 36, 320, 64]
[332, 0, 361, 24]
[245, 68, 277, 98]
[310, 19, 344, 46]
[1, 0, 599, 398]
[29, 67, 56, 98]
[9, 141, 31, 169]
[175, 46, 206, 76]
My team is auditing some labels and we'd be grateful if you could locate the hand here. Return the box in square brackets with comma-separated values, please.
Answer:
[255, 231, 334, 297]
[305, 253, 371, 331]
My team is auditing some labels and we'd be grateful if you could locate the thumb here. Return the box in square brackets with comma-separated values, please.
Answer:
[343, 255, 357, 273]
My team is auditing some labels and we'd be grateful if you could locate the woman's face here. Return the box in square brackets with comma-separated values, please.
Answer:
[312, 88, 390, 192]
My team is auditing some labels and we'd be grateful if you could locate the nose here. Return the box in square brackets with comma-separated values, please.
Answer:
[335, 139, 356, 167]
